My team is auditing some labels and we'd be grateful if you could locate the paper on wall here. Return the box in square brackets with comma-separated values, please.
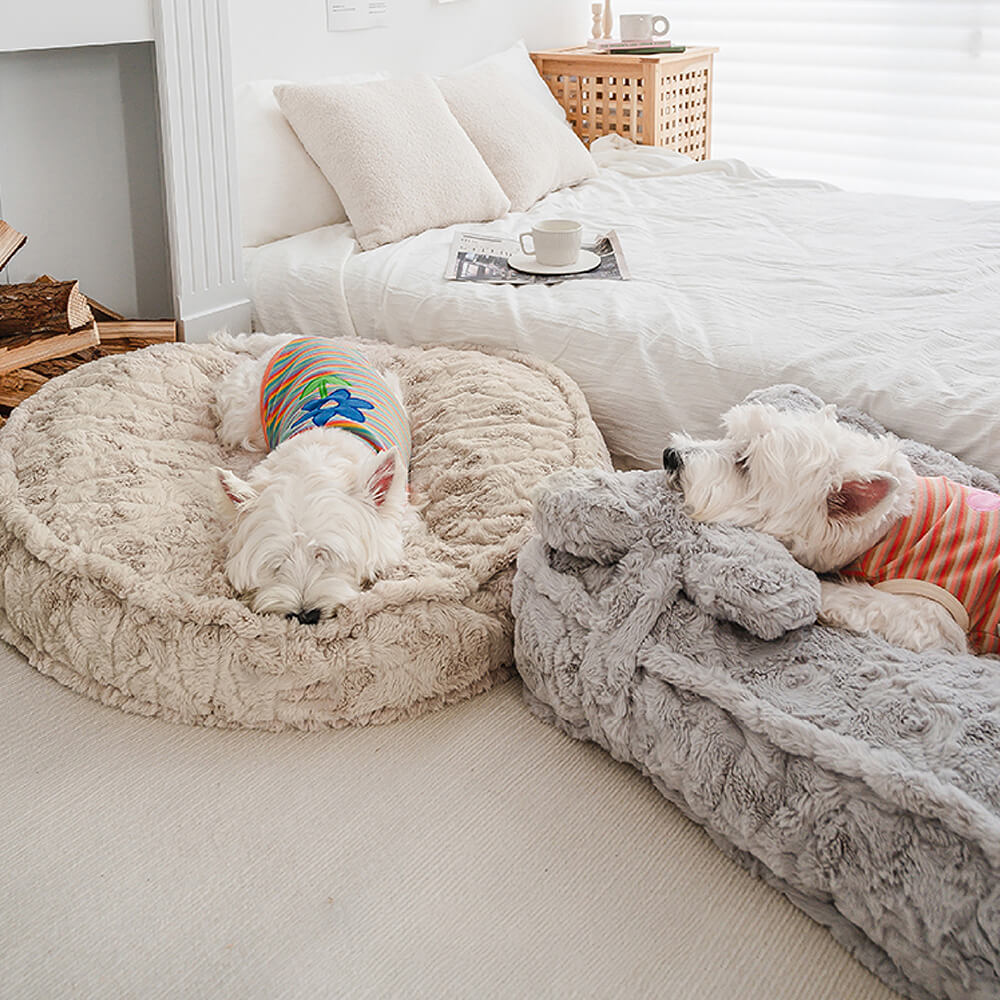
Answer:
[326, 1, 389, 31]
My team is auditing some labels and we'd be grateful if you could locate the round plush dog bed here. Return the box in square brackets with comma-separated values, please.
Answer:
[0, 339, 609, 730]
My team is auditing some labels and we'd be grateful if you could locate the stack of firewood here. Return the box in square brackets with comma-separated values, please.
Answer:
[0, 220, 177, 424]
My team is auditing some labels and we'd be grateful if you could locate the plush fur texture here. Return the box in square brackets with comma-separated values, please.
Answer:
[513, 455, 1000, 1000]
[0, 339, 609, 730]
[666, 401, 972, 654]
[213, 333, 411, 621]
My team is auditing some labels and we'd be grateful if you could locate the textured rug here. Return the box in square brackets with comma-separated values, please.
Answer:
[0, 340, 609, 729]
[513, 386, 1000, 1000]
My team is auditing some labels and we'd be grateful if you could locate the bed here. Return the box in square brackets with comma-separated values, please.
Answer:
[245, 138, 1000, 473]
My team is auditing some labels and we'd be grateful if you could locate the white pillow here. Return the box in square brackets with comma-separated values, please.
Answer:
[275, 74, 511, 251]
[437, 63, 597, 213]
[235, 73, 383, 247]
[456, 40, 568, 122]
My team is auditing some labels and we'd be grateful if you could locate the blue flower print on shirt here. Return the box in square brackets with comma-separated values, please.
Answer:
[291, 388, 375, 431]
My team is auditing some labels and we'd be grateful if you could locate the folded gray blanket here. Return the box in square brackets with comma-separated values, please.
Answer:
[512, 386, 1000, 1000]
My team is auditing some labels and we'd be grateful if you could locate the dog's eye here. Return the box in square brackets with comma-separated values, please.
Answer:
[314, 547, 333, 564]
[734, 455, 750, 475]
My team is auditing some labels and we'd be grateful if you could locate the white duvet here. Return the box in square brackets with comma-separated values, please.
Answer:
[245, 138, 1000, 471]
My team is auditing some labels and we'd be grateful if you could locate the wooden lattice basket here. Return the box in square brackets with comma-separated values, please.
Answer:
[530, 46, 718, 158]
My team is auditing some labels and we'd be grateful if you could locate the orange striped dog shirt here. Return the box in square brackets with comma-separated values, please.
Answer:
[841, 475, 1000, 654]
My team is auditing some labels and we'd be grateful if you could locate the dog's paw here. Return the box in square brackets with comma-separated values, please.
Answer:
[819, 579, 970, 655]
[881, 607, 970, 655]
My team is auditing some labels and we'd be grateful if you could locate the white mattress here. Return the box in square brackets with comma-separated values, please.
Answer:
[245, 140, 1000, 472]
[1, 643, 898, 999]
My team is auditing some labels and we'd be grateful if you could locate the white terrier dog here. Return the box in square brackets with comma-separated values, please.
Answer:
[212, 333, 411, 623]
[664, 402, 1000, 656]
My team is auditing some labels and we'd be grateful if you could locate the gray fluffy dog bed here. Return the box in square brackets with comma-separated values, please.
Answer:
[512, 385, 1000, 1000]
[0, 339, 609, 730]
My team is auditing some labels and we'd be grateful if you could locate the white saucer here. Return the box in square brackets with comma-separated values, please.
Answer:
[508, 250, 602, 275]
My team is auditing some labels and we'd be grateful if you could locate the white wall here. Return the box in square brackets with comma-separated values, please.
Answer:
[0, 43, 173, 319]
[228, 0, 592, 84]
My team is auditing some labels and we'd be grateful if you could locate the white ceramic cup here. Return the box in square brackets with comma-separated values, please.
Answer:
[518, 219, 583, 267]
[619, 13, 670, 41]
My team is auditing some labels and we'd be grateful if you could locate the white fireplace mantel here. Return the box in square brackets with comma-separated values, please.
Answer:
[3, 0, 251, 342]
[152, 0, 251, 340]
[2, 2, 154, 52]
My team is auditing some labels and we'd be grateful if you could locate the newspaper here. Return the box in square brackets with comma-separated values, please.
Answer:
[445, 230, 630, 285]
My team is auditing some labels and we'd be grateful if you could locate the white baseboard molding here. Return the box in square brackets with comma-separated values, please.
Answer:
[178, 297, 253, 343]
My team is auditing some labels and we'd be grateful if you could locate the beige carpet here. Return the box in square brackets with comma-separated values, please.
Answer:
[0, 641, 900, 999]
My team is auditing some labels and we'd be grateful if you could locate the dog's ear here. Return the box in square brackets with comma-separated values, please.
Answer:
[216, 468, 257, 509]
[827, 475, 898, 519]
[722, 403, 778, 441]
[366, 449, 402, 508]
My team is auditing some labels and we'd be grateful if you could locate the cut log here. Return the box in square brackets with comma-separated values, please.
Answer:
[26, 346, 105, 378]
[35, 273, 125, 322]
[0, 367, 48, 407]
[94, 337, 162, 355]
[0, 221, 27, 272]
[97, 320, 176, 345]
[0, 280, 94, 337]
[0, 322, 100, 375]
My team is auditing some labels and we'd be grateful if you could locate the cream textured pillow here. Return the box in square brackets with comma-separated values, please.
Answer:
[437, 64, 598, 213]
[456, 40, 568, 122]
[235, 74, 384, 247]
[275, 75, 511, 251]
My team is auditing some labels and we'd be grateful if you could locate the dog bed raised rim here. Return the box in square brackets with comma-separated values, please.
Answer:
[0, 339, 609, 730]
[512, 387, 1000, 1000]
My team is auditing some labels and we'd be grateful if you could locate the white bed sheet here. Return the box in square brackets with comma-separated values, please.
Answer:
[245, 140, 1000, 472]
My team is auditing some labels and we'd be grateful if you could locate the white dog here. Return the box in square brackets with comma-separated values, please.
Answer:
[212, 333, 411, 623]
[664, 402, 1000, 655]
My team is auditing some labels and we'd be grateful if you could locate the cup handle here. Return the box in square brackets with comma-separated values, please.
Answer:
[518, 233, 534, 256]
[651, 15, 669, 36]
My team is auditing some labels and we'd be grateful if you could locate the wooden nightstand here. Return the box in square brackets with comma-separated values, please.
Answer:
[530, 45, 718, 159]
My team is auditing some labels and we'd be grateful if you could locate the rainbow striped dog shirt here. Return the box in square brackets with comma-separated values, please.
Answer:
[840, 475, 1000, 654]
[259, 337, 410, 464]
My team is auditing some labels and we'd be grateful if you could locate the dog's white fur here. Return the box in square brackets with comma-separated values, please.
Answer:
[212, 333, 411, 621]
[668, 403, 970, 654]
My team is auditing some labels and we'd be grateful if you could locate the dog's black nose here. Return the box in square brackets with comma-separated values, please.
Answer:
[662, 447, 683, 472]
[287, 608, 321, 625]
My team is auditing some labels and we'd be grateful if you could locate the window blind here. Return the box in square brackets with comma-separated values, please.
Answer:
[664, 0, 1000, 200]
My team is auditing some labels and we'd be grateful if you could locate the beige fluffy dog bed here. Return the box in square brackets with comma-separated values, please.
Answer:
[0, 340, 609, 730]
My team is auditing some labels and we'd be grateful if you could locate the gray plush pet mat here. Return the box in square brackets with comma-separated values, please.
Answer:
[512, 386, 1000, 1000]
[0, 340, 609, 730]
